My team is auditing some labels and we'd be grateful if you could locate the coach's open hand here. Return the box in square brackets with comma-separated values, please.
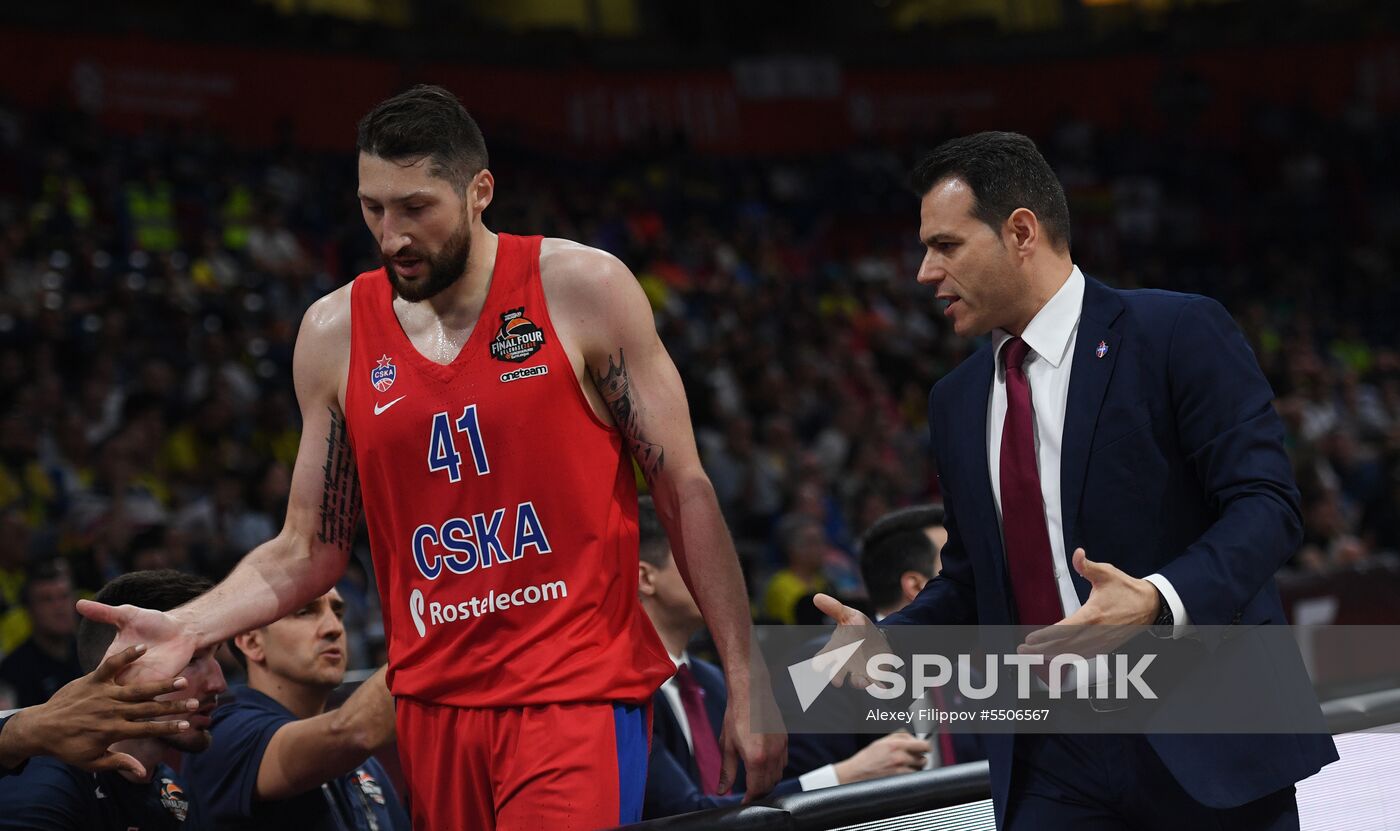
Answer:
[812, 593, 894, 689]
[1018, 548, 1159, 659]
[0, 644, 199, 778]
[718, 666, 787, 802]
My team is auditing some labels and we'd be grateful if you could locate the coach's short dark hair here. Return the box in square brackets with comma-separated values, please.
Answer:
[76, 570, 213, 673]
[638, 496, 671, 568]
[357, 84, 489, 194]
[910, 131, 1071, 252]
[859, 505, 944, 611]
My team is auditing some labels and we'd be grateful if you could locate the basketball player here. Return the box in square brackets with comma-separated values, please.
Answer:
[77, 85, 784, 829]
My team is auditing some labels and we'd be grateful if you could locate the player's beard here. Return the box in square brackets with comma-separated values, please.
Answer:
[384, 214, 472, 303]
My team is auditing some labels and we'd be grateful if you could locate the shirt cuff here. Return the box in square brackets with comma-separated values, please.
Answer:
[799, 764, 841, 791]
[1143, 573, 1192, 638]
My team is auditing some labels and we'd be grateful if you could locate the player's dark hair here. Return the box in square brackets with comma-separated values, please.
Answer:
[76, 570, 213, 673]
[357, 84, 489, 195]
[909, 131, 1071, 252]
[859, 504, 944, 611]
[638, 496, 671, 569]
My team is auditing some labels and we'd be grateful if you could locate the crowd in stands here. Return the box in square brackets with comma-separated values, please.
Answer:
[0, 84, 1399, 679]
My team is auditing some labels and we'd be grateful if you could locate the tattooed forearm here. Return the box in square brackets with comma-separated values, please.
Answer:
[318, 408, 363, 548]
[590, 348, 666, 484]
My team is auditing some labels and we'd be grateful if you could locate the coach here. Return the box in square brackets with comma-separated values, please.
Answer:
[817, 131, 1336, 830]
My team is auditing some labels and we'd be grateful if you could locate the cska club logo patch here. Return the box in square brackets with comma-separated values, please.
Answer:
[371, 354, 397, 392]
[489, 308, 546, 364]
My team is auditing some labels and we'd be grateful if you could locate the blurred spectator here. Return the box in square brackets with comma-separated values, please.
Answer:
[0, 559, 80, 707]
[0, 510, 31, 653]
[762, 514, 832, 624]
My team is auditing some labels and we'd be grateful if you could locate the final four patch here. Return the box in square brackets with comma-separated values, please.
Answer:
[489, 307, 546, 363]
[355, 768, 388, 805]
[159, 777, 190, 821]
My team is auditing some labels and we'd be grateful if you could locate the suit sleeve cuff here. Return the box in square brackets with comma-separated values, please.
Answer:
[1143, 573, 1192, 638]
[799, 764, 841, 791]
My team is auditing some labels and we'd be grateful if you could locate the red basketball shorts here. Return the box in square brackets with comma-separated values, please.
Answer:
[395, 698, 650, 831]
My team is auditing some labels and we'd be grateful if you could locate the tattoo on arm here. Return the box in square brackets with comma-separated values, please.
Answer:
[318, 408, 363, 549]
[590, 348, 666, 484]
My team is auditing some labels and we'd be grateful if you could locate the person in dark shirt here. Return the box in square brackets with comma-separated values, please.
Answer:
[0, 570, 226, 829]
[184, 588, 406, 831]
[0, 558, 82, 707]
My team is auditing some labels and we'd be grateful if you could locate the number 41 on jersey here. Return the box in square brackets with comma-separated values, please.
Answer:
[428, 405, 489, 482]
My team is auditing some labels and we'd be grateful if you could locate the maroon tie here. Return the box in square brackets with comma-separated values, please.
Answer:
[999, 337, 1063, 627]
[675, 664, 723, 795]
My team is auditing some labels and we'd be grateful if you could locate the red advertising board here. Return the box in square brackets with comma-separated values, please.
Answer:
[0, 27, 1394, 154]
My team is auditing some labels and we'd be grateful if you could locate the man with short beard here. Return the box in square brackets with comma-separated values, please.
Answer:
[80, 85, 783, 830]
[0, 570, 224, 829]
[184, 588, 407, 830]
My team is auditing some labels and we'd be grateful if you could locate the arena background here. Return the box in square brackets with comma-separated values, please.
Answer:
[0, 0, 1398, 828]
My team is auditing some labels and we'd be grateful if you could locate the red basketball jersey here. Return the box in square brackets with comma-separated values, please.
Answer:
[344, 233, 672, 708]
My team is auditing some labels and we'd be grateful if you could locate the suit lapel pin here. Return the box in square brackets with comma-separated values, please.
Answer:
[1096, 340, 1109, 359]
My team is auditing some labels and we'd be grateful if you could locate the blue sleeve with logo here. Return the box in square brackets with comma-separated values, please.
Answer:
[364, 757, 412, 831]
[183, 698, 289, 824]
[0, 757, 89, 829]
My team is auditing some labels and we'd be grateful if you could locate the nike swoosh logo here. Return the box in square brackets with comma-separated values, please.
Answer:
[373, 396, 406, 415]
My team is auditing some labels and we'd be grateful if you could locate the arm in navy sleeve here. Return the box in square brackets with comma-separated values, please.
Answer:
[182, 702, 287, 825]
[881, 390, 978, 628]
[0, 757, 87, 829]
[1154, 297, 1303, 626]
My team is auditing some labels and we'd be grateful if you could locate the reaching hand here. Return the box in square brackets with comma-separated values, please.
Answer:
[0, 645, 199, 779]
[76, 599, 198, 687]
[834, 731, 931, 784]
[811, 593, 893, 690]
[1018, 548, 1157, 659]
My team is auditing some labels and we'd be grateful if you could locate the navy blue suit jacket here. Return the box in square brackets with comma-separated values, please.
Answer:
[644, 657, 800, 819]
[882, 278, 1337, 823]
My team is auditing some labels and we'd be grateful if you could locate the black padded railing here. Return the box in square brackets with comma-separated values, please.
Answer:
[612, 687, 1400, 831]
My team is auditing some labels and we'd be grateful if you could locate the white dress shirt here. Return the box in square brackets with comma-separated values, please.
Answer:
[661, 650, 843, 792]
[987, 265, 1189, 635]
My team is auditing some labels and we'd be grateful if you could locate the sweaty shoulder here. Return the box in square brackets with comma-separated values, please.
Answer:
[300, 282, 354, 348]
[537, 238, 648, 356]
[294, 282, 355, 408]
[537, 238, 637, 306]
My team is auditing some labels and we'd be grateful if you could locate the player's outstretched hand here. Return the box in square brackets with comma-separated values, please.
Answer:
[812, 593, 892, 689]
[0, 645, 199, 778]
[76, 598, 197, 687]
